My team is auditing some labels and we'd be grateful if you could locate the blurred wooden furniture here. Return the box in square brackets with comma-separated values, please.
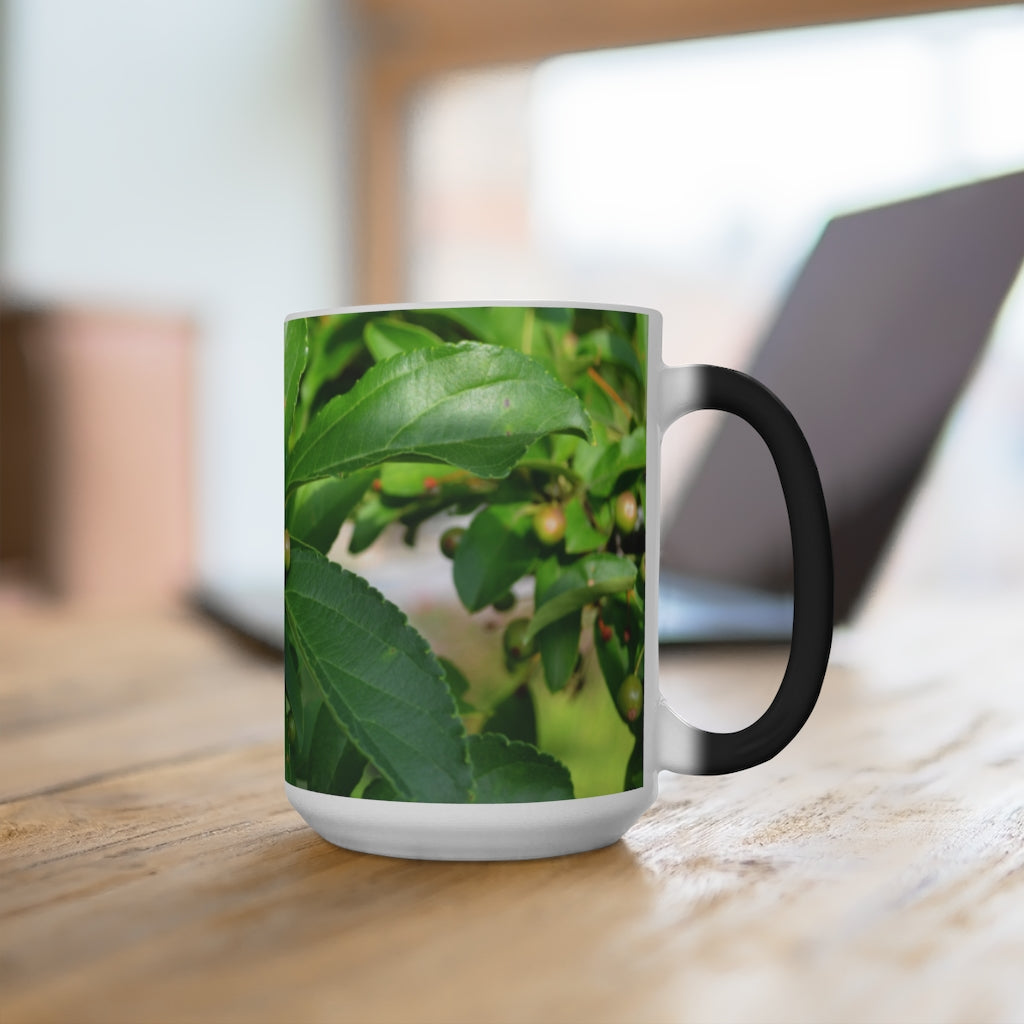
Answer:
[0, 305, 192, 604]
[2, 587, 1023, 1023]
[349, 0, 1008, 301]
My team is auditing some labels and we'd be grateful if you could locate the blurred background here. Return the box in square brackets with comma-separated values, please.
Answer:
[1, 0, 1023, 622]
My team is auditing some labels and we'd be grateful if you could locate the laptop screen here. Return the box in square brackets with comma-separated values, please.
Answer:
[661, 170, 1024, 622]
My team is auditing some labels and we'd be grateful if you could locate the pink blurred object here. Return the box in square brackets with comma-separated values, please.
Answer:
[1, 305, 193, 605]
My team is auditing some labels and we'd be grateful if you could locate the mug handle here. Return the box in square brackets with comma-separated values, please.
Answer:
[657, 364, 834, 774]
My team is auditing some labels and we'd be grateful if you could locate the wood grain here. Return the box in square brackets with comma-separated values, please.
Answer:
[2, 591, 1023, 1023]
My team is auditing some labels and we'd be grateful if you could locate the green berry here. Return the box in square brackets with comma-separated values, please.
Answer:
[616, 673, 643, 723]
[440, 527, 465, 560]
[532, 504, 566, 546]
[614, 491, 638, 534]
[492, 591, 515, 612]
[503, 617, 534, 662]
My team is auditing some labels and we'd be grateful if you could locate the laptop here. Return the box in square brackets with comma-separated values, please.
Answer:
[659, 169, 1024, 644]
[202, 171, 1024, 652]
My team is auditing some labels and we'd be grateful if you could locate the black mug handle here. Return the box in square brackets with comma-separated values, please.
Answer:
[657, 365, 834, 774]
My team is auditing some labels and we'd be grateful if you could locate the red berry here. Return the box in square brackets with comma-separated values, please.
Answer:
[598, 620, 613, 643]
[423, 476, 439, 492]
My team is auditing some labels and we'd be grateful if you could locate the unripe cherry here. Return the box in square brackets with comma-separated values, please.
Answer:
[616, 673, 643, 723]
[614, 491, 638, 534]
[440, 527, 465, 560]
[533, 504, 566, 546]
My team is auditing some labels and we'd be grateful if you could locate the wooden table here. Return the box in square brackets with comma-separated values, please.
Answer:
[3, 588, 1023, 1023]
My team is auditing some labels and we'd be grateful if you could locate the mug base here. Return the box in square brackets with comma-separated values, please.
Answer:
[284, 781, 655, 861]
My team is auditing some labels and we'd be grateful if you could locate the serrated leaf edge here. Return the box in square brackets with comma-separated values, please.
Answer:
[286, 543, 473, 802]
[287, 341, 592, 489]
[467, 732, 575, 800]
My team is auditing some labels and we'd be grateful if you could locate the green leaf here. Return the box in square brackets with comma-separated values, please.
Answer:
[453, 505, 537, 613]
[427, 307, 498, 344]
[467, 733, 574, 802]
[307, 703, 368, 796]
[438, 656, 475, 714]
[288, 470, 376, 554]
[363, 777, 401, 800]
[379, 461, 494, 501]
[301, 333, 363, 408]
[297, 315, 368, 428]
[483, 686, 536, 745]
[284, 643, 303, 749]
[286, 343, 592, 490]
[624, 731, 643, 790]
[536, 607, 582, 693]
[348, 496, 402, 554]
[563, 497, 612, 554]
[536, 306, 573, 337]
[534, 560, 583, 692]
[526, 554, 637, 641]
[285, 318, 308, 446]
[577, 328, 643, 384]
[587, 427, 647, 497]
[486, 307, 534, 350]
[364, 318, 444, 362]
[594, 603, 630, 701]
[285, 545, 472, 803]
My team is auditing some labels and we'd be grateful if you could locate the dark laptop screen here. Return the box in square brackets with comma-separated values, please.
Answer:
[661, 170, 1024, 621]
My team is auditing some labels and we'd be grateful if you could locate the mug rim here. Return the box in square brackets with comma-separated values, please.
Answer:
[284, 299, 660, 324]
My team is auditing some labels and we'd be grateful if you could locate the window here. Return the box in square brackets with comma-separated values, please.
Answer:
[407, 6, 1024, 595]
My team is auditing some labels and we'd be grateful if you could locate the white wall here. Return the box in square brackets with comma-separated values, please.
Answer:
[1, 0, 356, 592]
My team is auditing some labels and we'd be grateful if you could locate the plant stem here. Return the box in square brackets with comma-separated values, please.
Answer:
[586, 366, 633, 421]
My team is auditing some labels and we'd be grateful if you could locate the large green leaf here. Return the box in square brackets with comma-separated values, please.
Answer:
[287, 470, 376, 554]
[307, 702, 368, 796]
[364, 318, 444, 362]
[285, 545, 472, 803]
[285, 318, 308, 446]
[286, 342, 591, 491]
[526, 554, 637, 641]
[467, 733, 574, 802]
[453, 505, 537, 612]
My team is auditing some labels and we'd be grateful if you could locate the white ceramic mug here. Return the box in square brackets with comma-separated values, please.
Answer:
[284, 302, 832, 859]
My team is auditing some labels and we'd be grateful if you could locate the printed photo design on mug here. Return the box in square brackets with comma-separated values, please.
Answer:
[284, 306, 647, 803]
